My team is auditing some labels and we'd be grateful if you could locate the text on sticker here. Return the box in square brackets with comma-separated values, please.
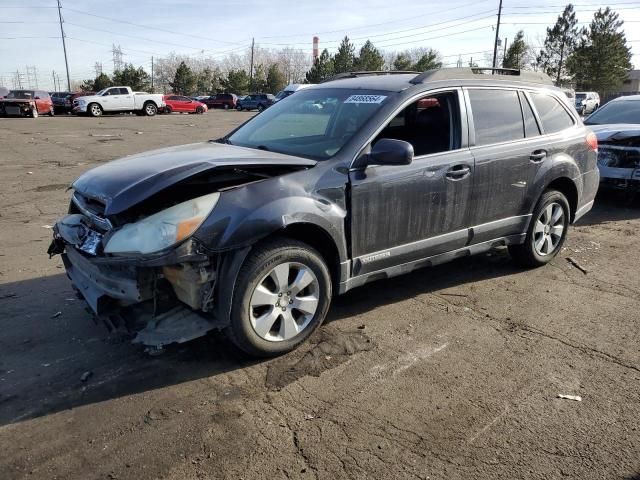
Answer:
[344, 95, 387, 104]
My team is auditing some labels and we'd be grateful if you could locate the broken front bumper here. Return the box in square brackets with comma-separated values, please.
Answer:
[50, 214, 222, 347]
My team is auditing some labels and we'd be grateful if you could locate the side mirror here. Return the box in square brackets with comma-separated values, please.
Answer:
[367, 139, 414, 167]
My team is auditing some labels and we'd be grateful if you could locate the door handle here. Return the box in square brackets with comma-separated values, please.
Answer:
[446, 164, 471, 180]
[530, 149, 547, 162]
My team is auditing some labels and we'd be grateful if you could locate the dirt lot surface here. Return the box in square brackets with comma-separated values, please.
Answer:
[0, 112, 639, 480]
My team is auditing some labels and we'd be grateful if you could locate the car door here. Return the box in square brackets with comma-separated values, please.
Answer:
[464, 88, 544, 244]
[348, 89, 475, 276]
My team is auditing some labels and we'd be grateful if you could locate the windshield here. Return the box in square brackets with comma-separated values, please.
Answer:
[227, 88, 394, 160]
[6, 90, 35, 99]
[584, 100, 640, 125]
[95, 88, 108, 96]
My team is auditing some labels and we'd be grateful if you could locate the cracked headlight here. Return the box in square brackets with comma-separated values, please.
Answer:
[104, 192, 220, 254]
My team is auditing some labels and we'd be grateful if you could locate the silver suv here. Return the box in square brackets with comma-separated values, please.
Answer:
[575, 91, 600, 115]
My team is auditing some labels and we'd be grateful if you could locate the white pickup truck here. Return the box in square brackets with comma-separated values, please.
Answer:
[72, 86, 165, 117]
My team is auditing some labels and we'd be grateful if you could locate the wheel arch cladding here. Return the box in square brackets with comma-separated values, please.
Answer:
[546, 176, 578, 222]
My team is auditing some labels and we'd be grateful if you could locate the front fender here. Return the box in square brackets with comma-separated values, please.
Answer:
[194, 171, 348, 262]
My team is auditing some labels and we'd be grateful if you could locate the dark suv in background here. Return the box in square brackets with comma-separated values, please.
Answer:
[204, 93, 237, 110]
[49, 68, 598, 356]
[236, 93, 276, 111]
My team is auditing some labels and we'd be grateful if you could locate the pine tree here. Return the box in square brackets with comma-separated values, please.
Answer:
[537, 4, 580, 86]
[305, 49, 335, 83]
[333, 36, 355, 73]
[196, 67, 220, 95]
[112, 64, 151, 91]
[567, 8, 632, 94]
[413, 49, 442, 71]
[503, 31, 530, 69]
[393, 53, 413, 71]
[354, 41, 384, 71]
[266, 64, 287, 93]
[170, 61, 196, 95]
[80, 72, 112, 91]
[221, 69, 249, 94]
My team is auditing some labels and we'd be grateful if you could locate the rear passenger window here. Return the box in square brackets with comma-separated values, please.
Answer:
[520, 92, 540, 137]
[469, 89, 523, 146]
[530, 93, 575, 134]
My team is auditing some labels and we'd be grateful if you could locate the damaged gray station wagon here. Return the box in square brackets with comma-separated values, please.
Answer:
[49, 68, 600, 356]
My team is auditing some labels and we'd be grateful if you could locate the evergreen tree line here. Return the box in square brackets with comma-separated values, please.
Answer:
[80, 4, 633, 97]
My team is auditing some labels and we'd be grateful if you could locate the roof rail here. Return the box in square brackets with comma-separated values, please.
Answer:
[320, 70, 420, 84]
[410, 67, 553, 85]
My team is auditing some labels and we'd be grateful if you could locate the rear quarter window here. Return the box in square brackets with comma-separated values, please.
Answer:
[469, 89, 524, 146]
[530, 93, 575, 134]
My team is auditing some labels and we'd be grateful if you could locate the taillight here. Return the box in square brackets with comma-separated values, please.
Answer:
[586, 131, 598, 152]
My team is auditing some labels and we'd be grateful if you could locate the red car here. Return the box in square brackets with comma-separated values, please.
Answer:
[0, 89, 54, 117]
[162, 95, 207, 114]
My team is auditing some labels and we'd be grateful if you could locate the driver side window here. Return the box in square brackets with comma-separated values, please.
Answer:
[374, 91, 460, 157]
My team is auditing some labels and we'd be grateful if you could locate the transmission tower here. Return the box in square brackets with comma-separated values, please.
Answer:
[112, 44, 124, 71]
[13, 70, 25, 89]
[94, 62, 103, 76]
[25, 66, 39, 89]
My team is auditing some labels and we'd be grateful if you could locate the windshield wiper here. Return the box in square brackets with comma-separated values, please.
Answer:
[256, 145, 270, 151]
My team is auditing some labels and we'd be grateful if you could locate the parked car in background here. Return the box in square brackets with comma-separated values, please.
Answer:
[204, 93, 238, 110]
[274, 83, 314, 102]
[0, 89, 54, 117]
[163, 95, 207, 114]
[236, 93, 275, 111]
[0, 86, 10, 98]
[50, 91, 72, 114]
[575, 91, 600, 115]
[72, 86, 165, 117]
[64, 91, 94, 113]
[48, 68, 599, 356]
[585, 95, 640, 191]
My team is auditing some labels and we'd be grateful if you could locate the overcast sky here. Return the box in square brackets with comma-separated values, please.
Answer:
[1, 0, 639, 90]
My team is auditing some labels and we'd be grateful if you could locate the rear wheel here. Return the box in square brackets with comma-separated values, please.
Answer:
[509, 189, 570, 267]
[144, 102, 157, 116]
[226, 239, 332, 357]
[236, 105, 242, 111]
[88, 103, 102, 117]
[164, 105, 172, 114]
[224, 103, 229, 110]
[30, 107, 38, 118]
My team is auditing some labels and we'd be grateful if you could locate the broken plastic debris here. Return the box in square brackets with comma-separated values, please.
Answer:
[80, 371, 92, 382]
[42, 225, 53, 229]
[51, 311, 62, 318]
[557, 394, 582, 402]
[304, 414, 315, 420]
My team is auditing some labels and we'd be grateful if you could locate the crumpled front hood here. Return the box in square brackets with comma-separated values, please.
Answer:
[72, 142, 317, 215]
[588, 124, 640, 142]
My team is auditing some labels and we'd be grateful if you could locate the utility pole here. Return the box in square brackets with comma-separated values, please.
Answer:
[56, 0, 71, 91]
[491, 0, 503, 70]
[52, 70, 57, 92]
[249, 37, 255, 92]
[502, 37, 508, 68]
[151, 56, 154, 92]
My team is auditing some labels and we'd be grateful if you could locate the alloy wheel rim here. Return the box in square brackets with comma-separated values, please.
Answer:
[146, 105, 155, 115]
[91, 105, 101, 116]
[533, 202, 565, 256]
[249, 262, 319, 342]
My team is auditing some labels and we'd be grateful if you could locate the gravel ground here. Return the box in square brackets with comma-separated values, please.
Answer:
[0, 112, 638, 480]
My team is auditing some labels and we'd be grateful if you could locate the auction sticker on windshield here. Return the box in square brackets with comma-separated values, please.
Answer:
[344, 94, 387, 104]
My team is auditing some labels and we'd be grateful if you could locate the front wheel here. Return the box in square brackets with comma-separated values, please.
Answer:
[30, 107, 38, 118]
[196, 106, 204, 114]
[236, 105, 242, 111]
[49, 107, 55, 117]
[509, 189, 570, 267]
[164, 105, 172, 114]
[144, 102, 157, 116]
[88, 103, 102, 117]
[226, 239, 332, 357]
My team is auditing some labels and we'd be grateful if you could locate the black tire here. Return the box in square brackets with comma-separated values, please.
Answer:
[143, 102, 157, 116]
[164, 105, 172, 114]
[49, 106, 55, 117]
[226, 238, 332, 357]
[509, 189, 570, 268]
[236, 105, 242, 111]
[196, 106, 204, 114]
[88, 103, 102, 117]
